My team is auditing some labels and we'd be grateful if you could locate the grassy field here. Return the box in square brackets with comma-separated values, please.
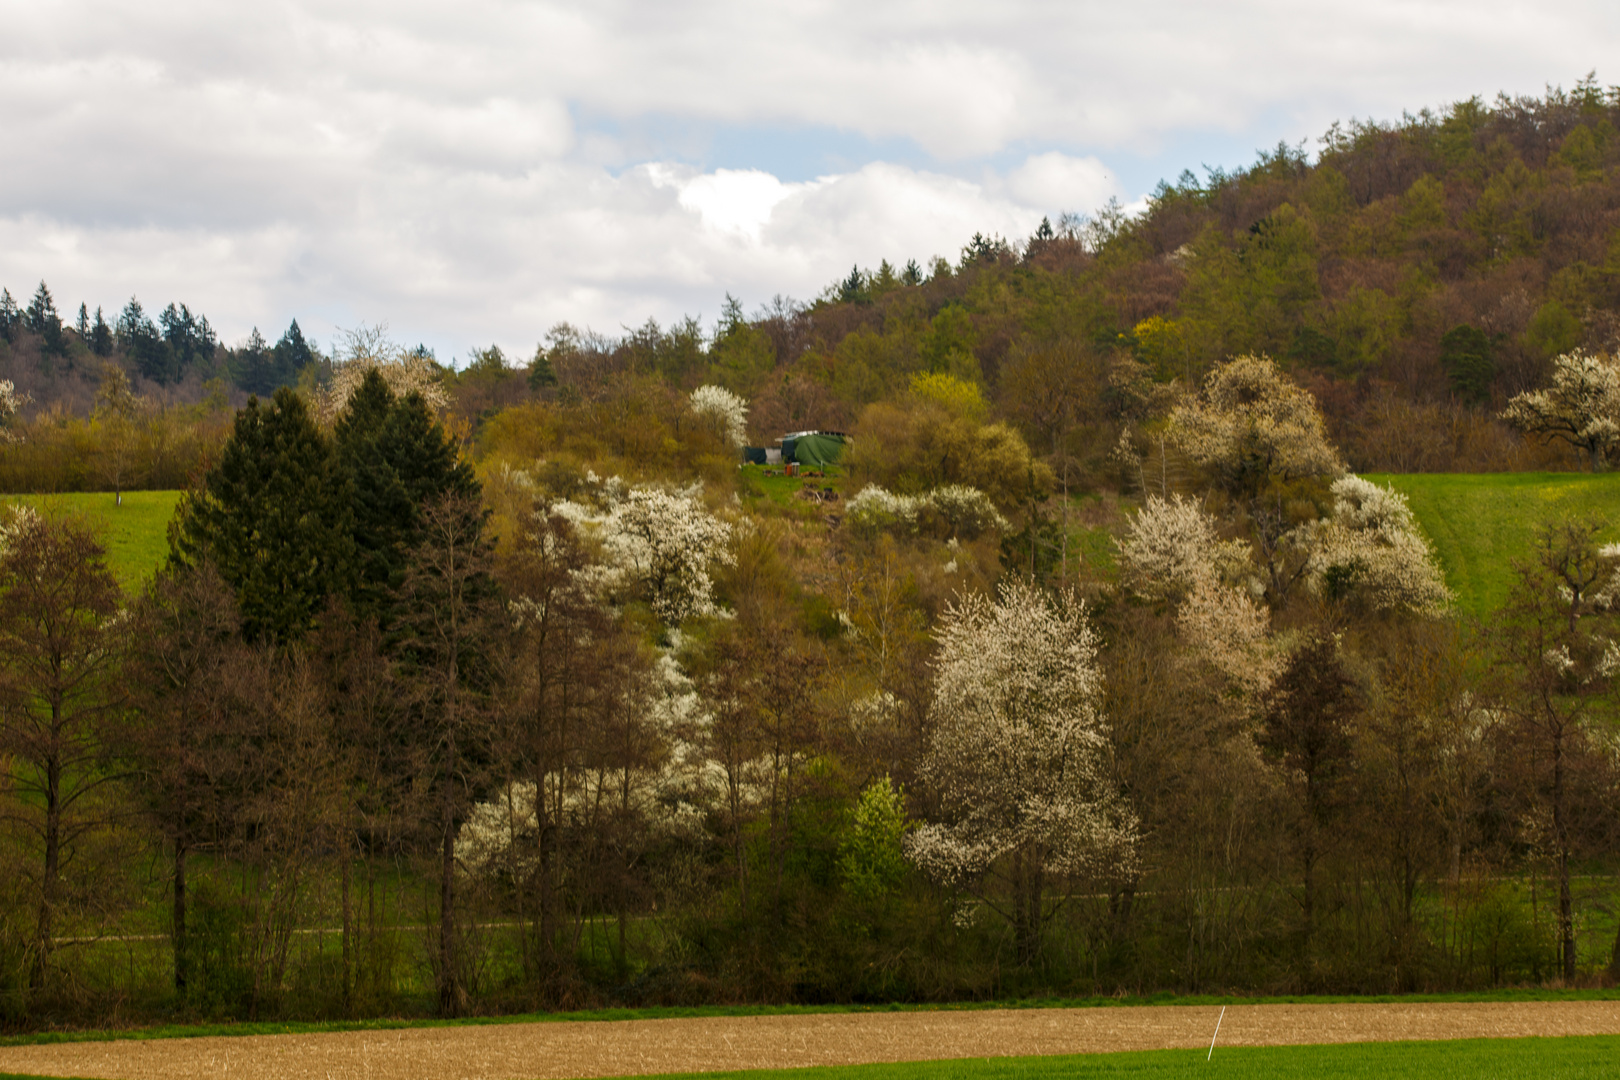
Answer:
[1365, 472, 1620, 617]
[1, 490, 181, 592]
[628, 1036, 1620, 1080]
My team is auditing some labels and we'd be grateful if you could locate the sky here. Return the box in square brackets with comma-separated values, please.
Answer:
[1, 1, 1618, 365]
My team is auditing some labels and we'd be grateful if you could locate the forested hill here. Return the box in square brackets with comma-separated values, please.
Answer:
[6, 79, 1620, 482]
[741, 77, 1620, 476]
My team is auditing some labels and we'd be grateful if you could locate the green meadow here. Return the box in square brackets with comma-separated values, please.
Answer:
[1366, 472, 1620, 618]
[1, 490, 181, 592]
[627, 1036, 1620, 1080]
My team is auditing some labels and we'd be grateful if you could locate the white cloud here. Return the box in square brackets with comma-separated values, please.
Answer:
[0, 0, 1617, 359]
[1002, 153, 1119, 214]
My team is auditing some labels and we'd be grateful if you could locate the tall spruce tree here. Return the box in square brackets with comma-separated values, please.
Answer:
[172, 387, 355, 643]
[273, 319, 317, 385]
[0, 288, 19, 342]
[25, 281, 65, 360]
[335, 370, 478, 621]
[88, 307, 113, 356]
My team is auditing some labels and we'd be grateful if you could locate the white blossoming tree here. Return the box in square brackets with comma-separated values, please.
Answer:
[1116, 494, 1255, 604]
[554, 477, 736, 625]
[1500, 349, 1620, 472]
[905, 581, 1138, 963]
[1117, 494, 1280, 701]
[604, 486, 736, 624]
[1303, 476, 1452, 615]
[846, 483, 1008, 539]
[689, 384, 749, 448]
[0, 378, 29, 444]
[1170, 354, 1344, 601]
[317, 324, 448, 424]
[1170, 354, 1344, 491]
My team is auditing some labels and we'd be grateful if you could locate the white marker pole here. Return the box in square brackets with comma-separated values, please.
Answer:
[1207, 1005, 1226, 1061]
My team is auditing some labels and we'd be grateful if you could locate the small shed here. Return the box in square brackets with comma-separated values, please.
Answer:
[779, 430, 848, 468]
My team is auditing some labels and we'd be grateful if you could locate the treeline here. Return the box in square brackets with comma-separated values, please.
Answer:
[10, 82, 1620, 490]
[3, 342, 1620, 1028]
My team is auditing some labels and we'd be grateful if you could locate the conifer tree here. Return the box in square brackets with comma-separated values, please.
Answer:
[88, 307, 113, 356]
[335, 370, 478, 621]
[172, 387, 355, 643]
[0, 288, 19, 342]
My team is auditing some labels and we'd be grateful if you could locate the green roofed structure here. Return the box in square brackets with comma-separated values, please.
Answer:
[779, 430, 847, 467]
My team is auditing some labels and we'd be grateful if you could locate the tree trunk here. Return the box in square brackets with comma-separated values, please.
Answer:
[1553, 732, 1577, 981]
[438, 819, 460, 1016]
[33, 756, 61, 991]
[340, 837, 352, 1013]
[173, 839, 189, 996]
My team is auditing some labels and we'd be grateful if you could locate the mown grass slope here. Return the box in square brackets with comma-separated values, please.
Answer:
[1, 490, 181, 593]
[1365, 473, 1620, 618]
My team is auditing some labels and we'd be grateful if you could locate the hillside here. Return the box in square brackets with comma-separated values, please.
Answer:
[9, 81, 1620, 490]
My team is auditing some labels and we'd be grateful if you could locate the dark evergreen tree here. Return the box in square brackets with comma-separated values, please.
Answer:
[273, 319, 317, 385]
[88, 306, 113, 357]
[24, 281, 59, 336]
[75, 303, 90, 340]
[335, 370, 478, 622]
[235, 326, 277, 397]
[0, 288, 18, 342]
[171, 387, 355, 644]
[526, 350, 557, 392]
[118, 298, 173, 383]
[836, 265, 868, 304]
[160, 302, 218, 379]
[1439, 325, 1495, 404]
[25, 281, 66, 360]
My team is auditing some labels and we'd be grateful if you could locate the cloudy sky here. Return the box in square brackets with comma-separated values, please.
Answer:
[1, 1, 1615, 363]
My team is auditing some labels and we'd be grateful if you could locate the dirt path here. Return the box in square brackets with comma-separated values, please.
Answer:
[0, 1000, 1616, 1080]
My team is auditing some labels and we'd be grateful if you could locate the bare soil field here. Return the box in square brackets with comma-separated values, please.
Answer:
[0, 1000, 1615, 1080]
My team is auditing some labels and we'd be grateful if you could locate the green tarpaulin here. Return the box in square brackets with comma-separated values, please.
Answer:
[785, 432, 846, 467]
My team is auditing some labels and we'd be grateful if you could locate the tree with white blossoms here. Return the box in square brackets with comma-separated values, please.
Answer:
[846, 483, 1008, 539]
[1303, 476, 1452, 616]
[1170, 354, 1344, 493]
[905, 581, 1138, 963]
[1170, 354, 1344, 602]
[0, 378, 29, 443]
[689, 384, 749, 448]
[1116, 494, 1280, 701]
[1116, 494, 1255, 605]
[556, 478, 736, 625]
[1500, 349, 1620, 472]
[317, 324, 448, 424]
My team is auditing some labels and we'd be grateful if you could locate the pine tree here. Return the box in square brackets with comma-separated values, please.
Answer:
[273, 319, 316, 386]
[88, 307, 113, 357]
[336, 370, 479, 621]
[26, 281, 65, 359]
[0, 289, 19, 342]
[24, 281, 59, 336]
[236, 326, 277, 396]
[119, 297, 173, 383]
[172, 387, 355, 643]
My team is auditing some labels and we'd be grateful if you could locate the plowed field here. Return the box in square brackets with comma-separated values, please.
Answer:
[0, 1000, 1616, 1080]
